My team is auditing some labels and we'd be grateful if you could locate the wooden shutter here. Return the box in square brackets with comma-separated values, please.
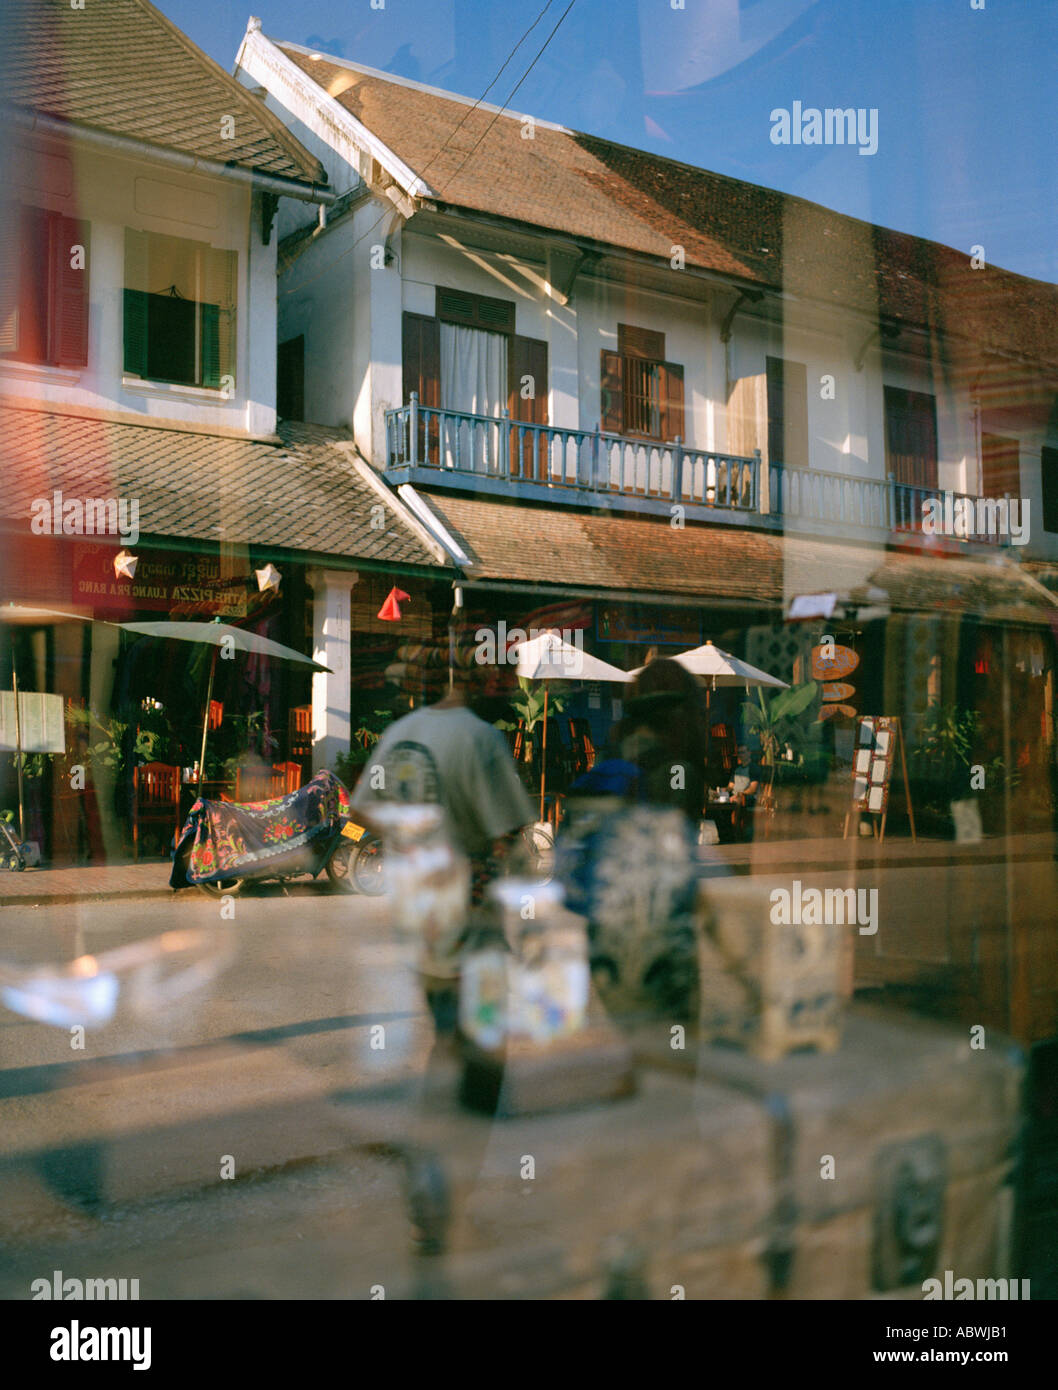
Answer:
[122, 289, 148, 377]
[884, 386, 938, 489]
[200, 302, 221, 387]
[600, 349, 623, 433]
[49, 215, 89, 367]
[508, 334, 548, 479]
[981, 432, 1020, 496]
[435, 286, 514, 334]
[767, 357, 808, 468]
[659, 361, 684, 442]
[0, 212, 18, 354]
[201, 244, 236, 389]
[402, 312, 441, 464]
[727, 371, 766, 458]
[402, 312, 441, 408]
[618, 323, 665, 361]
[1042, 446, 1058, 535]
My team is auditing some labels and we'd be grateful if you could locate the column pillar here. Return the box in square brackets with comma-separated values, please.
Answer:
[306, 568, 358, 773]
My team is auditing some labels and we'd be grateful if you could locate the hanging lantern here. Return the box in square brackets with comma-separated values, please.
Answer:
[377, 586, 410, 621]
[114, 549, 138, 580]
[255, 563, 282, 593]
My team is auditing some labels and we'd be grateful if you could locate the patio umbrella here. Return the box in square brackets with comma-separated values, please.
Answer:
[633, 640, 789, 691]
[510, 631, 630, 822]
[631, 640, 789, 764]
[114, 619, 330, 784]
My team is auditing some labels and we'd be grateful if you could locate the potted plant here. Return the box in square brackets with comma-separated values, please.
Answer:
[740, 681, 821, 811]
[908, 703, 1010, 839]
[495, 677, 568, 774]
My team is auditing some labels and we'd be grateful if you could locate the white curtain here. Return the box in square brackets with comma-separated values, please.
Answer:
[440, 324, 508, 472]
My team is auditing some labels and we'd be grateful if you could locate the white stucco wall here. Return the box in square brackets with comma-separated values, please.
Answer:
[0, 131, 279, 437]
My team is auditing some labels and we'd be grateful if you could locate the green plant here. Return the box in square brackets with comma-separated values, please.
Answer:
[495, 678, 568, 744]
[740, 681, 821, 799]
[909, 703, 1010, 801]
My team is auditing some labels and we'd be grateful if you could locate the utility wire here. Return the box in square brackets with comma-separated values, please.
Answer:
[281, 0, 576, 299]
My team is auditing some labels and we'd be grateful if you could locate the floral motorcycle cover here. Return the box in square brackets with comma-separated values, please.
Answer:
[170, 769, 351, 887]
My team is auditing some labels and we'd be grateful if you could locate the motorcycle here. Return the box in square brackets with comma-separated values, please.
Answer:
[170, 769, 385, 898]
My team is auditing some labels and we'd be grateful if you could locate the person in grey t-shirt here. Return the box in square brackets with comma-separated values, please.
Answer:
[352, 643, 533, 1033]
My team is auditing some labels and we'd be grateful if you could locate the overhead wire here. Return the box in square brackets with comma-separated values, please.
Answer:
[280, 0, 577, 299]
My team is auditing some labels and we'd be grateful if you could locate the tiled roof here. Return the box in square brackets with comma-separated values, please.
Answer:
[416, 488, 1058, 623]
[2, 0, 327, 187]
[416, 489, 784, 605]
[278, 44, 1058, 369]
[0, 407, 445, 569]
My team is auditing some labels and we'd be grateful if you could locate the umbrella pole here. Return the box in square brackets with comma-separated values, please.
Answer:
[198, 647, 218, 785]
[12, 667, 25, 842]
[539, 684, 548, 824]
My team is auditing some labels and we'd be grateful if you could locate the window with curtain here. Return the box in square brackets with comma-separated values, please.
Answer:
[439, 323, 508, 417]
[123, 229, 236, 389]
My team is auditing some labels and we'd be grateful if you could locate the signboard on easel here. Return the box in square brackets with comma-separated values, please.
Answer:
[843, 715, 915, 843]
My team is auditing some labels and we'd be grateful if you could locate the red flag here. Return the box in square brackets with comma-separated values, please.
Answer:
[377, 586, 410, 621]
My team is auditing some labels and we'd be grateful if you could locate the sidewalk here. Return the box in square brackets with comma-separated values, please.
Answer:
[0, 858, 175, 906]
[2, 829, 1054, 906]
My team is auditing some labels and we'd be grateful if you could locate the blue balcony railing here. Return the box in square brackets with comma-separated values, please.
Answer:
[384, 396, 758, 513]
[383, 396, 1010, 545]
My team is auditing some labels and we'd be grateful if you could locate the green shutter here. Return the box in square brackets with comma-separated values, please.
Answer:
[123, 288, 148, 377]
[200, 301, 220, 388]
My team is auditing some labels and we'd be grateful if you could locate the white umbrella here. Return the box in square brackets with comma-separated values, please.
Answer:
[631, 641, 788, 766]
[512, 631, 632, 685]
[633, 640, 788, 690]
[510, 631, 630, 821]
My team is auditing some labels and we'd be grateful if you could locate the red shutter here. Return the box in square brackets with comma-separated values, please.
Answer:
[660, 361, 685, 442]
[600, 349, 623, 433]
[49, 214, 89, 367]
[508, 335, 548, 480]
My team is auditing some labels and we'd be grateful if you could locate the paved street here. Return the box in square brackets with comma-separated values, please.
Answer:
[0, 889, 442, 1296]
[2, 845, 1056, 1299]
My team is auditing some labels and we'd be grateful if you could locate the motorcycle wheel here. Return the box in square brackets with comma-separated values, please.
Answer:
[325, 841, 359, 894]
[194, 871, 245, 898]
[352, 837, 386, 896]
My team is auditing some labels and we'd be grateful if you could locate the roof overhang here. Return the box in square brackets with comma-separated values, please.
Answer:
[4, 107, 334, 205]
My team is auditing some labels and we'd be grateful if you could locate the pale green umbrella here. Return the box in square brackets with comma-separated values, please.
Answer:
[115, 619, 330, 783]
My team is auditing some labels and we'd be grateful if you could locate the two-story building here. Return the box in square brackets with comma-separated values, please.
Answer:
[0, 0, 453, 860]
[236, 19, 1058, 816]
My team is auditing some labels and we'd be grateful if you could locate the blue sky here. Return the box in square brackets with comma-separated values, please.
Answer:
[168, 0, 1056, 285]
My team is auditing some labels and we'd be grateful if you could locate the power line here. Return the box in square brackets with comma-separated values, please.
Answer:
[435, 0, 577, 200]
[281, 0, 576, 299]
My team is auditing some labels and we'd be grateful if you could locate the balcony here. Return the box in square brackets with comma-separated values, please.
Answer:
[383, 396, 1010, 545]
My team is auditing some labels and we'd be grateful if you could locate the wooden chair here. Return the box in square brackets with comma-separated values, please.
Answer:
[235, 766, 285, 802]
[710, 723, 738, 775]
[273, 761, 302, 795]
[567, 717, 596, 776]
[133, 762, 182, 859]
[289, 705, 312, 763]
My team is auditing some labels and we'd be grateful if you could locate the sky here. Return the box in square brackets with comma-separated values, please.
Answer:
[165, 0, 1056, 285]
